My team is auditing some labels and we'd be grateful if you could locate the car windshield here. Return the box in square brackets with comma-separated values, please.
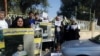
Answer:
[90, 35, 100, 44]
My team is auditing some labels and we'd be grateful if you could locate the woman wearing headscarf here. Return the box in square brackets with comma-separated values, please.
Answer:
[10, 16, 27, 28]
[66, 18, 80, 40]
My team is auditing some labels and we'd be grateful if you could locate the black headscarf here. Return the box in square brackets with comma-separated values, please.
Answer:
[10, 16, 25, 28]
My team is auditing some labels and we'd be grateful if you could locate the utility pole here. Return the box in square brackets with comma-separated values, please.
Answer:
[91, 10, 95, 38]
[89, 8, 92, 31]
[75, 6, 77, 18]
[4, 0, 7, 16]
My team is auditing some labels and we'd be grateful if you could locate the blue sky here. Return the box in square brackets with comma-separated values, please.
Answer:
[48, 0, 61, 18]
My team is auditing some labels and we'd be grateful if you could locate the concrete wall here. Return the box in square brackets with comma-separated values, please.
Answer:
[79, 31, 100, 40]
[77, 20, 100, 40]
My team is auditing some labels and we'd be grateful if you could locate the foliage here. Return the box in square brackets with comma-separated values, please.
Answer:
[59, 0, 96, 20]
[0, 0, 49, 14]
[0, 0, 5, 10]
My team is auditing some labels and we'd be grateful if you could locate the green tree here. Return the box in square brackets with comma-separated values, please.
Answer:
[59, 0, 96, 20]
[0, 0, 49, 15]
[19, 0, 49, 14]
[0, 0, 4, 10]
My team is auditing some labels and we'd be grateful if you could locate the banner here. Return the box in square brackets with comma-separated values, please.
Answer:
[51, 28, 55, 36]
[34, 38, 42, 55]
[0, 42, 5, 49]
[34, 29, 42, 56]
[51, 53, 62, 56]
[0, 28, 34, 56]
[3, 28, 34, 36]
[40, 22, 52, 26]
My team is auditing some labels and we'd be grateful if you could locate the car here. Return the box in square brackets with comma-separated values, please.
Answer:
[61, 35, 100, 56]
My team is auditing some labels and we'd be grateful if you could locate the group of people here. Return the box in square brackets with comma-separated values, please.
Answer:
[0, 11, 50, 30]
[54, 16, 80, 44]
[0, 10, 80, 56]
[43, 15, 80, 56]
[10, 11, 43, 28]
[0, 11, 44, 56]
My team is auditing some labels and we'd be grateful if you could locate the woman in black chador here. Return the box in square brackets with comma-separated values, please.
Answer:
[65, 18, 80, 41]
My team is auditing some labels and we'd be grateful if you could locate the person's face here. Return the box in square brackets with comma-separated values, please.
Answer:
[29, 13, 34, 18]
[35, 14, 39, 19]
[17, 18, 23, 27]
[0, 13, 4, 20]
[56, 17, 60, 21]
[17, 44, 23, 51]
[56, 45, 61, 51]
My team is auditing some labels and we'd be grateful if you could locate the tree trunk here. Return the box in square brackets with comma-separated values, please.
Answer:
[4, 0, 7, 16]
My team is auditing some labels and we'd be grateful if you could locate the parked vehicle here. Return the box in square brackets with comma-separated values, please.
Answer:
[61, 35, 100, 56]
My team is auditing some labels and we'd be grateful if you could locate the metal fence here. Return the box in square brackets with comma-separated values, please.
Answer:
[77, 20, 90, 31]
[77, 20, 100, 31]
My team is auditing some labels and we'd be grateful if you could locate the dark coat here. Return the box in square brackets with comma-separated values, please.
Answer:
[24, 17, 33, 28]
[64, 24, 80, 41]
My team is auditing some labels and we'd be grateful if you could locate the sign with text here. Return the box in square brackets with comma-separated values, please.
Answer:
[1, 28, 34, 56]
[51, 53, 62, 56]
[3, 28, 34, 36]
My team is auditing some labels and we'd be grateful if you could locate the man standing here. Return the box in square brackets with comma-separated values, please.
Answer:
[54, 16, 62, 43]
[0, 11, 8, 41]
[0, 11, 8, 29]
[24, 11, 35, 28]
